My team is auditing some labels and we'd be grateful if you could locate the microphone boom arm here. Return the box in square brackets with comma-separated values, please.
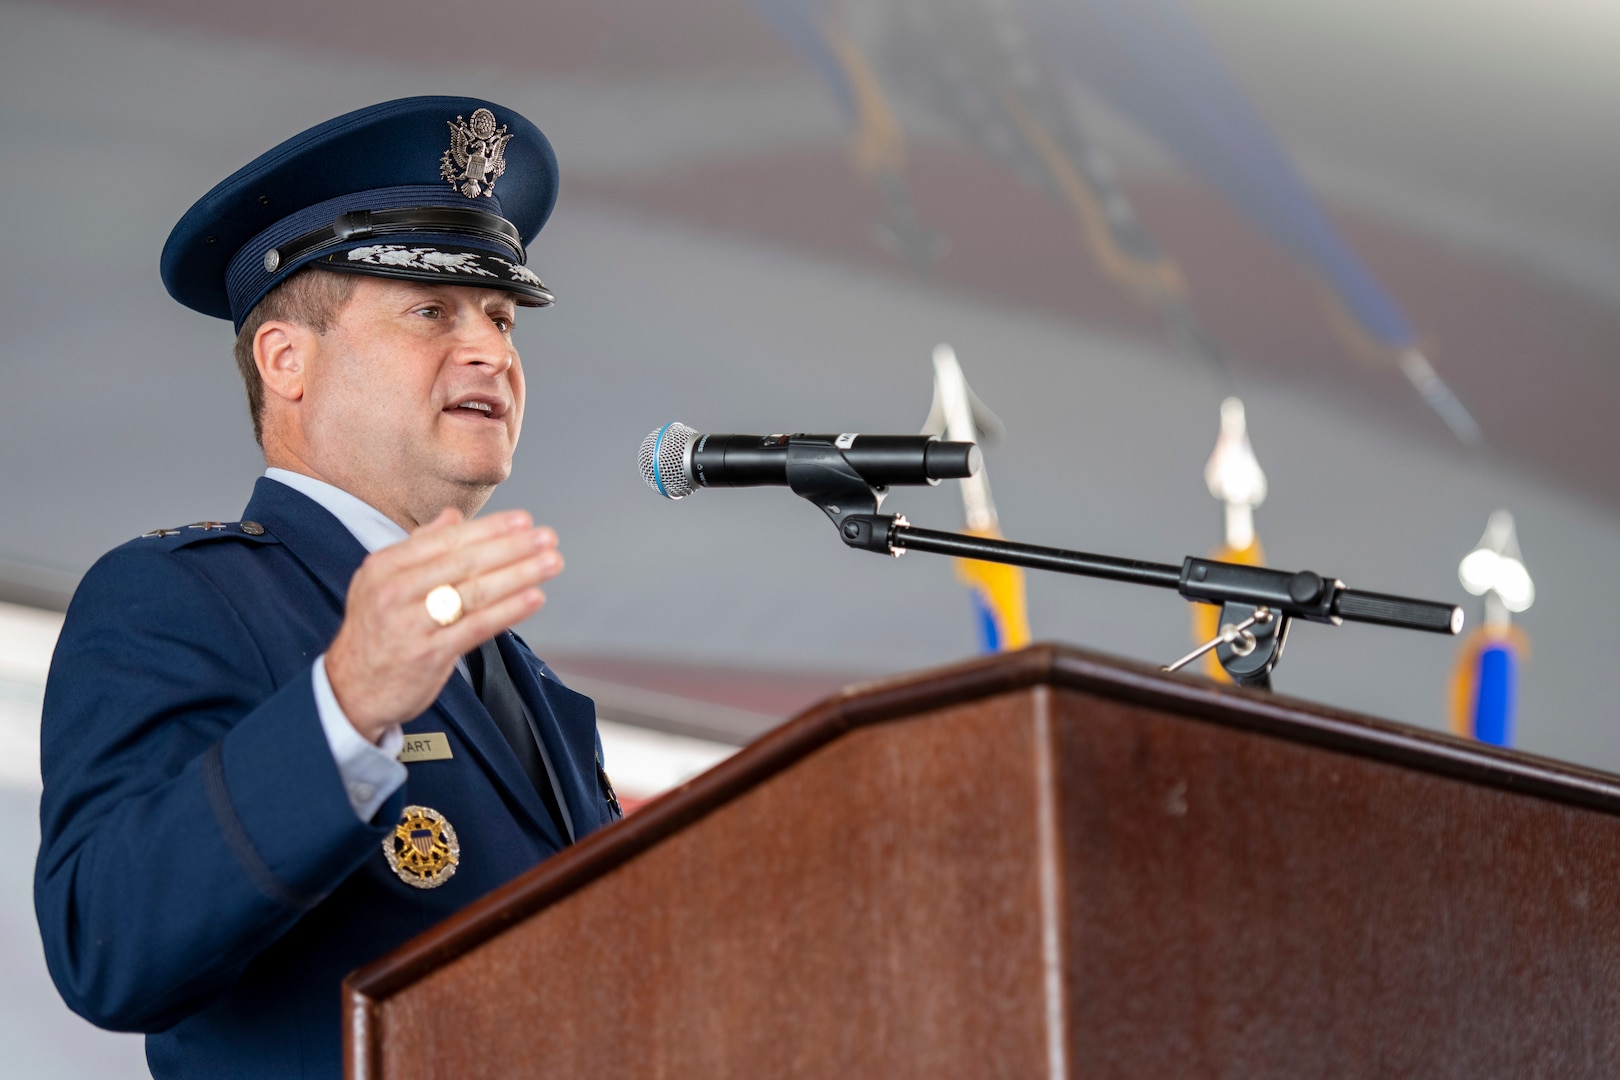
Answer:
[786, 445, 1461, 689]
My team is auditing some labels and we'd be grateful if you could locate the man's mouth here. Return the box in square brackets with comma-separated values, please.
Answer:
[445, 396, 507, 420]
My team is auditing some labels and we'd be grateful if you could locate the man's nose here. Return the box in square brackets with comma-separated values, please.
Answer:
[453, 314, 514, 372]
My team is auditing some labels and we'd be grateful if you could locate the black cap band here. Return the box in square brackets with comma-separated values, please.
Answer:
[262, 204, 525, 273]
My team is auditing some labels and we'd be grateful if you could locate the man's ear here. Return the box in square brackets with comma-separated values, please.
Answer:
[255, 320, 313, 403]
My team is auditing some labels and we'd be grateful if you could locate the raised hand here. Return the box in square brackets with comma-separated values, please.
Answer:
[323, 508, 561, 742]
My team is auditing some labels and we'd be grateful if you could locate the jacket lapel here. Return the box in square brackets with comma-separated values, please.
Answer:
[497, 632, 606, 835]
[431, 668, 567, 846]
[245, 477, 564, 842]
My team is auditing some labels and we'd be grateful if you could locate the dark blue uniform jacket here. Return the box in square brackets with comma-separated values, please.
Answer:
[34, 477, 615, 1078]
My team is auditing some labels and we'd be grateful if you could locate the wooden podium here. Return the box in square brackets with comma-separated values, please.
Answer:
[344, 644, 1620, 1078]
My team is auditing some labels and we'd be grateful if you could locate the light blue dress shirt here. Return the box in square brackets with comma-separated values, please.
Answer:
[265, 467, 468, 823]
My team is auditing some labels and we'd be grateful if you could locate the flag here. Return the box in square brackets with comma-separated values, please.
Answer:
[1452, 510, 1533, 746]
[1194, 397, 1266, 681]
[1448, 625, 1528, 747]
[1191, 536, 1263, 683]
[924, 344, 1031, 652]
[957, 545, 1033, 653]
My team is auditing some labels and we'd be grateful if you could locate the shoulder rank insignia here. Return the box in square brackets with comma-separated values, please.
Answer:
[440, 108, 511, 199]
[384, 805, 460, 889]
[141, 520, 268, 540]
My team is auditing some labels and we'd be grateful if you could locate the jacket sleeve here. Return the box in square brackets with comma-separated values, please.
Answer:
[33, 545, 399, 1032]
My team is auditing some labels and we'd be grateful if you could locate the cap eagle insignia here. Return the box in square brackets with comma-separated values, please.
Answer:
[440, 108, 512, 198]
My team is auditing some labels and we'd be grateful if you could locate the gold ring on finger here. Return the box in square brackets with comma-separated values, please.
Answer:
[424, 584, 464, 627]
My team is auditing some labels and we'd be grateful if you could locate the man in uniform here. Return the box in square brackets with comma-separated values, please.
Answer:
[33, 96, 619, 1079]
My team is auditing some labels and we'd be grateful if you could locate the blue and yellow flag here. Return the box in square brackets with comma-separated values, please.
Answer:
[925, 345, 1031, 653]
[1449, 626, 1527, 747]
[957, 534, 1032, 653]
[1452, 510, 1534, 746]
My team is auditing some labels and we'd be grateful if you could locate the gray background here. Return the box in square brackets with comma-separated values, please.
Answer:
[4, 0, 1615, 758]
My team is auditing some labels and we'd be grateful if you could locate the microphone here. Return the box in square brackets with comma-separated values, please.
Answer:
[638, 422, 981, 499]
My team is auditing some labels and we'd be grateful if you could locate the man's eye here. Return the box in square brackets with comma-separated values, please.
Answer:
[493, 316, 513, 332]
[414, 306, 443, 319]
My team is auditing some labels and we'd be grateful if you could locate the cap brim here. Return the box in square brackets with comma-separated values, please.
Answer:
[308, 241, 553, 306]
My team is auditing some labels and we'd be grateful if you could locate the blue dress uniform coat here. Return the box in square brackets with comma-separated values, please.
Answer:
[34, 477, 618, 1078]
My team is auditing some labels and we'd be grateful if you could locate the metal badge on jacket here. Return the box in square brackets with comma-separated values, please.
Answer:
[384, 805, 460, 889]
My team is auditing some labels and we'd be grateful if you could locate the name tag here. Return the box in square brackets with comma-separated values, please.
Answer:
[398, 732, 454, 763]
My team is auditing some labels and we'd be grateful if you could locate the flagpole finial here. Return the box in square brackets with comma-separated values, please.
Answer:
[1205, 397, 1268, 551]
[1458, 508, 1534, 620]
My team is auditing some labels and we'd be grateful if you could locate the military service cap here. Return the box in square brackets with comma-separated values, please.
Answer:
[161, 96, 557, 330]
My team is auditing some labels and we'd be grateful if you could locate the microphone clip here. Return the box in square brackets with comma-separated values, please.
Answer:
[784, 437, 904, 557]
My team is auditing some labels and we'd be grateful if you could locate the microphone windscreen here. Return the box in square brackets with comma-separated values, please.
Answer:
[638, 422, 699, 498]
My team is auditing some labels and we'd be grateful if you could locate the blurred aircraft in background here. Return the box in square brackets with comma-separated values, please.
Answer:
[749, 0, 1479, 444]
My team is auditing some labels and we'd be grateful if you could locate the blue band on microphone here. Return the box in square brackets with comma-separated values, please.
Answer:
[652, 422, 673, 498]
